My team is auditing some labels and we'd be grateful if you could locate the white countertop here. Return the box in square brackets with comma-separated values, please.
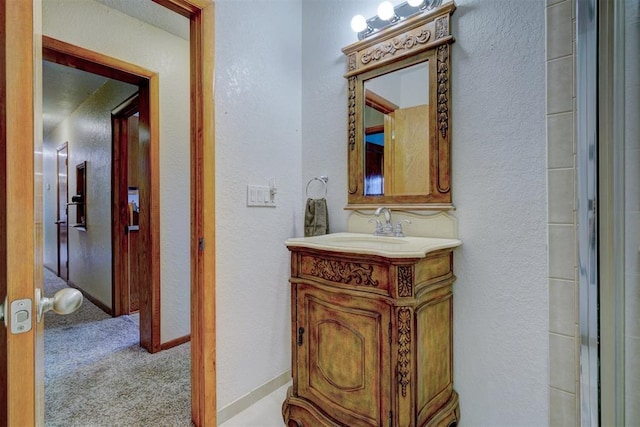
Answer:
[286, 232, 462, 259]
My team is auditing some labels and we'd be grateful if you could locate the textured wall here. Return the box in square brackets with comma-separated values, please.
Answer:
[43, 0, 191, 343]
[451, 1, 548, 423]
[301, 0, 364, 233]
[302, 0, 549, 423]
[214, 0, 302, 411]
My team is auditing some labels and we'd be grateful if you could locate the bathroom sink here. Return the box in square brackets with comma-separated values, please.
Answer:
[325, 235, 408, 245]
[286, 232, 461, 258]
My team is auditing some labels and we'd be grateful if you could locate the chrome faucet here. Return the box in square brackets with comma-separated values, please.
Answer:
[370, 207, 412, 237]
[373, 207, 394, 236]
[374, 206, 391, 223]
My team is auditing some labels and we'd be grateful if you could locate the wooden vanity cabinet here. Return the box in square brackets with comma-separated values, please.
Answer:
[282, 247, 460, 427]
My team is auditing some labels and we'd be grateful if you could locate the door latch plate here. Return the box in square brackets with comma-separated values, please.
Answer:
[10, 298, 32, 334]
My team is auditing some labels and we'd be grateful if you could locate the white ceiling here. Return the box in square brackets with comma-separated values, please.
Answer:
[42, 0, 189, 138]
[92, 0, 189, 40]
[42, 62, 109, 138]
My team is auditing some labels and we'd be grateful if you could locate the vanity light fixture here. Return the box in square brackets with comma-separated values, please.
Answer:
[350, 14, 372, 35]
[351, 0, 443, 40]
[377, 1, 399, 23]
[407, 0, 424, 6]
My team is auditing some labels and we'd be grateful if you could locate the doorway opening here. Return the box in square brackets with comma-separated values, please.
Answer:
[42, 36, 161, 353]
[55, 143, 68, 282]
[41, 36, 185, 424]
[112, 94, 141, 317]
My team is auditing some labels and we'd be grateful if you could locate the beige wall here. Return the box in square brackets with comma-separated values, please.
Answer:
[546, 0, 579, 424]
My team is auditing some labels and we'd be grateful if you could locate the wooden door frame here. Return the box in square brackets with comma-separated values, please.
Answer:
[55, 142, 68, 281]
[145, 2, 217, 420]
[112, 94, 139, 317]
[43, 36, 162, 353]
[1, 0, 216, 424]
[170, 1, 217, 422]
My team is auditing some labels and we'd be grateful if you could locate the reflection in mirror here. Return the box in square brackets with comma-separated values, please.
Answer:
[363, 61, 429, 196]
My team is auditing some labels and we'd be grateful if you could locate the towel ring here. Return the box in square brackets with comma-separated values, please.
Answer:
[306, 176, 328, 198]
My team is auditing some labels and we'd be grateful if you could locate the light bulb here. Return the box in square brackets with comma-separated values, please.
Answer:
[407, 0, 424, 7]
[377, 1, 395, 21]
[350, 15, 368, 33]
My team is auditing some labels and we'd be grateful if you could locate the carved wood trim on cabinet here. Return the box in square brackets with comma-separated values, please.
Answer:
[309, 257, 379, 287]
[284, 246, 459, 427]
[397, 307, 412, 397]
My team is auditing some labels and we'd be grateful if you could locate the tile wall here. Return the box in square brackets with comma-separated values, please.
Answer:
[546, 0, 579, 425]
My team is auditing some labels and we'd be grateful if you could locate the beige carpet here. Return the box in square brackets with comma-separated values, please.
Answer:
[44, 269, 191, 426]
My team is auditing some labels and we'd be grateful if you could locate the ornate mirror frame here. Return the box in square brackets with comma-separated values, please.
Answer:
[342, 2, 455, 210]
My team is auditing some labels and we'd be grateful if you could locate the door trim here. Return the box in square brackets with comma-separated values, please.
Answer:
[149, 0, 217, 423]
[176, 2, 217, 423]
[43, 36, 162, 353]
[112, 94, 139, 317]
[55, 142, 68, 281]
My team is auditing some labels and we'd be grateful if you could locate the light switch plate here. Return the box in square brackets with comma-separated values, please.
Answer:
[247, 185, 276, 207]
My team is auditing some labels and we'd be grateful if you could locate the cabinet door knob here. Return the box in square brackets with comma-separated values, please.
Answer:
[297, 327, 305, 346]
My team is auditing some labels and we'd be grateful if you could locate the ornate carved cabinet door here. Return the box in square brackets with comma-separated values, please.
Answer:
[296, 283, 391, 427]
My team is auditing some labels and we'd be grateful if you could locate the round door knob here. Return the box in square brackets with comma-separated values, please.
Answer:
[36, 288, 83, 322]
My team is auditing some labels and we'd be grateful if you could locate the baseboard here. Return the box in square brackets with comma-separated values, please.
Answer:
[67, 280, 113, 316]
[217, 370, 291, 424]
[44, 271, 107, 314]
[160, 334, 190, 350]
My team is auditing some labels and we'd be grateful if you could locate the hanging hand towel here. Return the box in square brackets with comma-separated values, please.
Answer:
[304, 198, 329, 237]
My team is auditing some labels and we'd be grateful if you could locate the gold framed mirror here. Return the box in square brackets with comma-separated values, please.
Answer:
[342, 2, 455, 209]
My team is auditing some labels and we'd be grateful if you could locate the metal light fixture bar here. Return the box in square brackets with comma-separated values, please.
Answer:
[352, 0, 443, 40]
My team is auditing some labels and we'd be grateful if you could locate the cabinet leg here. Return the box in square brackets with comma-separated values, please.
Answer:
[423, 390, 460, 427]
